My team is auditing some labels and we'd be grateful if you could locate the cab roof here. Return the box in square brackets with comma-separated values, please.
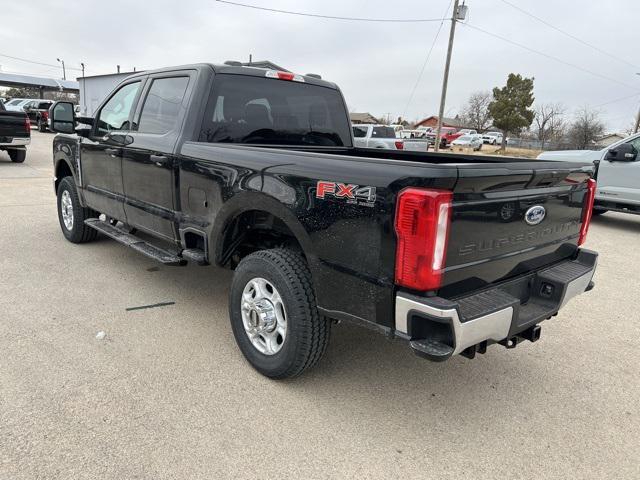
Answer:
[122, 63, 338, 90]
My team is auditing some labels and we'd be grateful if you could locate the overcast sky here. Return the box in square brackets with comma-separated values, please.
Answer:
[3, 0, 639, 131]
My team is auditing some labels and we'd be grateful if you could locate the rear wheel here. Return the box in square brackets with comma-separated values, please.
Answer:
[498, 202, 518, 222]
[229, 248, 330, 379]
[56, 176, 98, 243]
[38, 118, 46, 132]
[8, 149, 26, 163]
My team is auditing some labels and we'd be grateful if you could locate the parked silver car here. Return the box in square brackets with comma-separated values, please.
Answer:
[451, 134, 483, 151]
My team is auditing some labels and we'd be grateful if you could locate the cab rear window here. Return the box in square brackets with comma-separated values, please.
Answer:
[199, 74, 352, 147]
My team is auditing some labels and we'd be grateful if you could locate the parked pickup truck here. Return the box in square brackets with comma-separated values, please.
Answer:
[538, 133, 640, 216]
[24, 100, 54, 132]
[0, 99, 30, 163]
[49, 63, 598, 379]
[353, 124, 404, 149]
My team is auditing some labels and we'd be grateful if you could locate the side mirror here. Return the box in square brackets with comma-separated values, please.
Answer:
[606, 143, 637, 162]
[49, 101, 76, 134]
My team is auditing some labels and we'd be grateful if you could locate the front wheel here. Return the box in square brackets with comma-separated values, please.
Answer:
[229, 248, 330, 379]
[56, 176, 98, 243]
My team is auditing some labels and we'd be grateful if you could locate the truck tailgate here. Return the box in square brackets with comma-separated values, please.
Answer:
[0, 111, 29, 138]
[440, 162, 594, 296]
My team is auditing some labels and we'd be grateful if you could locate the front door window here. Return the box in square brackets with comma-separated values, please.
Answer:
[96, 82, 141, 135]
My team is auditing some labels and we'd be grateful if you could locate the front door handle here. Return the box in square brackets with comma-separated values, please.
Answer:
[151, 154, 169, 167]
[104, 147, 121, 157]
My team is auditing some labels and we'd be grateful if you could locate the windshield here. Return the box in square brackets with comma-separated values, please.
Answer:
[199, 74, 352, 147]
[458, 135, 472, 141]
[6, 99, 24, 106]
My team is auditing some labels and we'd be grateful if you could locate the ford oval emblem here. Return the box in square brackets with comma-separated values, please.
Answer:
[525, 205, 546, 226]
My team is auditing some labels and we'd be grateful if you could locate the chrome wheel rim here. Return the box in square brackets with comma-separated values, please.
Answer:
[241, 277, 287, 355]
[61, 190, 74, 230]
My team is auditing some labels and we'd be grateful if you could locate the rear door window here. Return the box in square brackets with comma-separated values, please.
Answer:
[372, 126, 396, 138]
[137, 77, 190, 135]
[199, 74, 352, 147]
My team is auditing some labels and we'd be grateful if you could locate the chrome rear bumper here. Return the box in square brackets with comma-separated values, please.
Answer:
[395, 249, 597, 361]
[0, 137, 30, 147]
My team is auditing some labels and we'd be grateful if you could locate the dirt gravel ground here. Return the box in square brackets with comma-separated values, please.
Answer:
[1, 131, 639, 479]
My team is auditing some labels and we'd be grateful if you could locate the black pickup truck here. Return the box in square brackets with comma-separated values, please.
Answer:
[48, 63, 598, 378]
[0, 100, 30, 163]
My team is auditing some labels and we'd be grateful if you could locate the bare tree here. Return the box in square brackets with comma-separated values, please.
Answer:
[568, 107, 605, 149]
[534, 103, 565, 149]
[461, 91, 493, 132]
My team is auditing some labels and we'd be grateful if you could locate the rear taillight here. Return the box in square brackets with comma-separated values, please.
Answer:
[395, 140, 404, 150]
[394, 188, 452, 291]
[42, 111, 49, 121]
[578, 178, 596, 246]
[24, 117, 31, 134]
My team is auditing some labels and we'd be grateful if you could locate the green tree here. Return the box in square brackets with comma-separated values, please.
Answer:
[488, 74, 535, 150]
[4, 87, 40, 99]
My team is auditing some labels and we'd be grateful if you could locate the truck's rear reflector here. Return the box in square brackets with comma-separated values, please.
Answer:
[265, 70, 305, 82]
[394, 188, 452, 291]
[395, 140, 404, 150]
[578, 178, 596, 246]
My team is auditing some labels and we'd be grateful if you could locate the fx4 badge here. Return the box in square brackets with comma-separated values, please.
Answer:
[316, 181, 376, 207]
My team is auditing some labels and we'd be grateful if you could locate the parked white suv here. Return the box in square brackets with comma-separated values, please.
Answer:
[482, 131, 503, 145]
[538, 133, 640, 215]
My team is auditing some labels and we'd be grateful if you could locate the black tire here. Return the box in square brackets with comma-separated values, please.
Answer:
[229, 248, 330, 379]
[38, 118, 46, 132]
[8, 149, 26, 163]
[56, 176, 98, 243]
[592, 208, 607, 216]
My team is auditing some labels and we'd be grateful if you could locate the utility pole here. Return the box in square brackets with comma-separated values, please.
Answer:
[56, 58, 66, 80]
[434, 0, 464, 152]
[634, 73, 640, 133]
[81, 62, 86, 116]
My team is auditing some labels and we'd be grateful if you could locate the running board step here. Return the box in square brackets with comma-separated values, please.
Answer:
[181, 248, 207, 265]
[84, 219, 185, 266]
[409, 339, 454, 362]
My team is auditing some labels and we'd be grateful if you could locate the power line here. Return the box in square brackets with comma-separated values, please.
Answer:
[0, 52, 82, 71]
[215, 0, 446, 23]
[498, 0, 640, 71]
[402, 0, 453, 118]
[594, 92, 640, 109]
[462, 23, 640, 91]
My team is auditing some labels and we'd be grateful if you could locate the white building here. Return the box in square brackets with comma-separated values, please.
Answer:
[77, 71, 137, 116]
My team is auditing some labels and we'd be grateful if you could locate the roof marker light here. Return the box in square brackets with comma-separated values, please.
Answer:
[265, 70, 305, 82]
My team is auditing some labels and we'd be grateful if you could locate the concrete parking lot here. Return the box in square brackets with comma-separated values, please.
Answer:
[1, 131, 639, 479]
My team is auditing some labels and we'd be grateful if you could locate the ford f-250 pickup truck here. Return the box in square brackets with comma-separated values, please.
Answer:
[538, 132, 640, 216]
[48, 63, 598, 379]
[0, 99, 30, 163]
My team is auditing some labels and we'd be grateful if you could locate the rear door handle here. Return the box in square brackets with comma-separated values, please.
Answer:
[151, 154, 169, 167]
[104, 147, 121, 157]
